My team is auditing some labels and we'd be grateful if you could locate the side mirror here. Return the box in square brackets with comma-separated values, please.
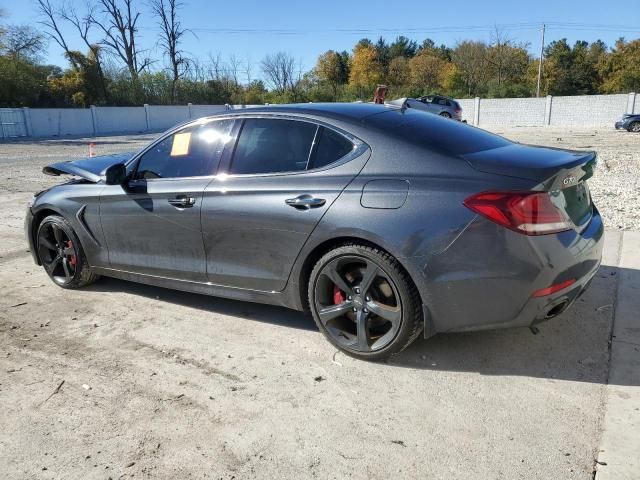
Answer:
[104, 163, 127, 185]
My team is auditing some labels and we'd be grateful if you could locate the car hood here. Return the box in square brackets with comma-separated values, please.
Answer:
[43, 152, 135, 183]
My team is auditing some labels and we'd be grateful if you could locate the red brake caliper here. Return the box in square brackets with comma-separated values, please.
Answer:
[333, 285, 345, 305]
[66, 240, 77, 266]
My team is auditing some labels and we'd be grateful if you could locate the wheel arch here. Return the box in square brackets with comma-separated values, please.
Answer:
[29, 207, 65, 265]
[296, 235, 425, 315]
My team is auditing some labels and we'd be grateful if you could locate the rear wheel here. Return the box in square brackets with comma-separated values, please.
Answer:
[36, 215, 99, 289]
[629, 121, 640, 133]
[439, 111, 452, 118]
[308, 244, 422, 360]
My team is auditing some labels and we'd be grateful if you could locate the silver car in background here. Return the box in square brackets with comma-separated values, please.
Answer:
[390, 95, 463, 120]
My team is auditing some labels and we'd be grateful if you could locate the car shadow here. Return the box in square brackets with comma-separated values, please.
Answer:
[86, 277, 318, 331]
[86, 264, 637, 386]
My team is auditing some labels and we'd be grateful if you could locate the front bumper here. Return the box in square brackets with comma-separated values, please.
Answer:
[615, 121, 627, 130]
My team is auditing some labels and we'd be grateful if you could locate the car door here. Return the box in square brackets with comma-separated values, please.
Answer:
[201, 116, 369, 292]
[99, 118, 234, 281]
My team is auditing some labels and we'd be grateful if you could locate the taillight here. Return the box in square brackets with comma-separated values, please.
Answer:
[463, 191, 572, 235]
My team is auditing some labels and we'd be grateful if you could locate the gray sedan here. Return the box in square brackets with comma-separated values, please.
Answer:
[25, 103, 602, 360]
[391, 95, 463, 120]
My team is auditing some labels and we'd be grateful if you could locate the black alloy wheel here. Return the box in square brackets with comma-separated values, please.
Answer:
[309, 244, 422, 360]
[36, 215, 99, 288]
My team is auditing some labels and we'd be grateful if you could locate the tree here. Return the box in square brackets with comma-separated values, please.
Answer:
[349, 43, 383, 95]
[387, 56, 409, 87]
[408, 53, 447, 93]
[35, 0, 78, 69]
[388, 36, 417, 59]
[315, 50, 347, 99]
[452, 41, 488, 96]
[600, 38, 640, 93]
[261, 51, 296, 93]
[59, 4, 109, 103]
[150, 0, 191, 103]
[91, 0, 152, 82]
[0, 25, 46, 61]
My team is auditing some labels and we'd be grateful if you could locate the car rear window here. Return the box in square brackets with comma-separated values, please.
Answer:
[310, 127, 354, 169]
[366, 109, 511, 155]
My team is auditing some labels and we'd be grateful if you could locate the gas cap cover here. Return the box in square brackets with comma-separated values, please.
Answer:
[360, 179, 409, 209]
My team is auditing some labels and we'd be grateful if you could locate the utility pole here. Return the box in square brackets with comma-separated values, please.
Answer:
[536, 23, 546, 98]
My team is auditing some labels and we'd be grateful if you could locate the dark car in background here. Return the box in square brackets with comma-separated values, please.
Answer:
[390, 95, 463, 120]
[615, 113, 640, 132]
[25, 103, 602, 360]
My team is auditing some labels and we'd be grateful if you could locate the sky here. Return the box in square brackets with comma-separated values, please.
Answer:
[3, 0, 640, 80]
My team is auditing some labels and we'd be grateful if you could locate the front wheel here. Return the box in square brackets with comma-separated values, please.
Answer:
[308, 244, 423, 360]
[629, 121, 640, 133]
[36, 215, 99, 289]
[439, 111, 452, 118]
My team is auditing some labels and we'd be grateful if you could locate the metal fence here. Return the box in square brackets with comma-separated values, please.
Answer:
[0, 109, 28, 138]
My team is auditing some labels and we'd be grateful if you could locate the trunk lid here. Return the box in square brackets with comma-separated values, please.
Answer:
[463, 144, 597, 228]
[43, 152, 135, 183]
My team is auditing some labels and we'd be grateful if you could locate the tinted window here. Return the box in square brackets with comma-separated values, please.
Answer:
[230, 119, 317, 174]
[366, 109, 511, 155]
[311, 127, 354, 169]
[135, 120, 233, 179]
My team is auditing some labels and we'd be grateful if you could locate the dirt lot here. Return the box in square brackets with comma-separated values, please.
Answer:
[0, 127, 638, 479]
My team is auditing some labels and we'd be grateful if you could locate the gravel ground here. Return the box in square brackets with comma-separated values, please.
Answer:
[0, 127, 636, 479]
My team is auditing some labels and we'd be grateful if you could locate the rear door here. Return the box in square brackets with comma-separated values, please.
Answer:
[99, 119, 234, 281]
[201, 116, 369, 291]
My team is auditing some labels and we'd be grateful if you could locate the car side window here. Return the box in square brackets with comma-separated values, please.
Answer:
[134, 120, 234, 180]
[310, 127, 354, 169]
[229, 118, 317, 174]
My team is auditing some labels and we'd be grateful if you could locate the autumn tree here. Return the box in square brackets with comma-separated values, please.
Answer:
[409, 53, 447, 93]
[349, 43, 383, 96]
[315, 50, 348, 99]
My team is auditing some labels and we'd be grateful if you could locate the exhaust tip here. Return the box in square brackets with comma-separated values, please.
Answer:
[545, 301, 570, 319]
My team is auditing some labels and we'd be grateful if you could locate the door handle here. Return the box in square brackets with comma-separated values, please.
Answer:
[168, 195, 196, 208]
[285, 194, 326, 209]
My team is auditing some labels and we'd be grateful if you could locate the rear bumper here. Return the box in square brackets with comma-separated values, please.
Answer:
[413, 206, 604, 335]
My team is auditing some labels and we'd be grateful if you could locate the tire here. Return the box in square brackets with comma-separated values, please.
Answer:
[36, 215, 99, 289]
[439, 111, 452, 118]
[308, 243, 423, 360]
[628, 121, 640, 133]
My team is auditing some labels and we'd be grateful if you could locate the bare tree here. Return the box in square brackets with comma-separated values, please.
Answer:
[1, 25, 47, 61]
[261, 51, 296, 93]
[59, 3, 109, 101]
[207, 51, 224, 81]
[35, 0, 78, 69]
[243, 55, 253, 85]
[90, 0, 152, 81]
[227, 54, 241, 85]
[149, 0, 190, 103]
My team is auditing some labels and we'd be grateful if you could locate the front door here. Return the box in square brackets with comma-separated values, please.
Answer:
[100, 119, 234, 281]
[201, 117, 369, 292]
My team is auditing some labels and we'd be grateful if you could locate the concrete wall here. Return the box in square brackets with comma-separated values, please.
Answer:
[461, 92, 635, 128]
[95, 106, 147, 134]
[9, 93, 638, 139]
[548, 94, 629, 127]
[478, 97, 547, 127]
[29, 108, 94, 137]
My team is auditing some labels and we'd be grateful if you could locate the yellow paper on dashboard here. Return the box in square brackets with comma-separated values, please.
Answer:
[171, 132, 191, 156]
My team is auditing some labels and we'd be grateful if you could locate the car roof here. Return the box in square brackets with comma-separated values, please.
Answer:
[207, 102, 396, 122]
